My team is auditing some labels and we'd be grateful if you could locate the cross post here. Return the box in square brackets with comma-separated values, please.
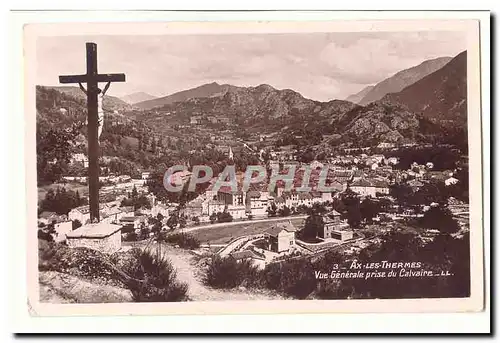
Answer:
[59, 42, 125, 223]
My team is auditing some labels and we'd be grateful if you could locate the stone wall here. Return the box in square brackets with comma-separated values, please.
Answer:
[67, 232, 121, 254]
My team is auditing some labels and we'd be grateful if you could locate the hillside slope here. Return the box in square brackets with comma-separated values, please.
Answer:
[135, 82, 230, 109]
[45, 86, 132, 112]
[121, 92, 157, 105]
[383, 51, 467, 127]
[345, 85, 374, 104]
[358, 56, 453, 106]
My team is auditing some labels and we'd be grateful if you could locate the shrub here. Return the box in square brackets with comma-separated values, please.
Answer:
[124, 231, 138, 242]
[123, 248, 188, 302]
[262, 259, 316, 299]
[163, 232, 200, 250]
[217, 211, 233, 223]
[204, 256, 260, 289]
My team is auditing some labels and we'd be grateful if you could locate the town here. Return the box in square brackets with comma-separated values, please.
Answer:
[38, 140, 469, 272]
[35, 37, 471, 303]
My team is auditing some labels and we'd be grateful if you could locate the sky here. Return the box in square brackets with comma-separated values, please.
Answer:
[36, 31, 466, 101]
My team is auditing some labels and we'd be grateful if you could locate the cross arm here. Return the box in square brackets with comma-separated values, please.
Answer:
[59, 73, 126, 84]
[97, 73, 126, 83]
[59, 74, 88, 84]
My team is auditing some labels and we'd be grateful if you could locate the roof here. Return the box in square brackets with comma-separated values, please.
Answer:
[351, 178, 390, 188]
[327, 209, 341, 217]
[39, 211, 57, 219]
[66, 222, 122, 239]
[120, 216, 140, 222]
[298, 192, 313, 200]
[407, 180, 424, 187]
[266, 221, 299, 237]
[275, 196, 285, 203]
[247, 190, 261, 198]
[230, 250, 265, 260]
[351, 179, 373, 187]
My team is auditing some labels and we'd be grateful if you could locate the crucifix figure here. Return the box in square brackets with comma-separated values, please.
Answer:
[78, 81, 111, 139]
[59, 42, 125, 223]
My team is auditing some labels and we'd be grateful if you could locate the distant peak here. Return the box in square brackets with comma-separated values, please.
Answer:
[255, 84, 275, 91]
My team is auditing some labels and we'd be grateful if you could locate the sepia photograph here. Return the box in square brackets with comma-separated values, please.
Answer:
[20, 16, 485, 317]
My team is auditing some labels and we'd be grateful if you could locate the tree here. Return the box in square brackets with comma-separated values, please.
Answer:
[166, 214, 179, 231]
[267, 202, 278, 217]
[419, 206, 460, 234]
[192, 216, 200, 225]
[37, 221, 56, 242]
[216, 211, 233, 223]
[40, 187, 87, 215]
[300, 214, 324, 240]
[120, 194, 151, 211]
[37, 124, 81, 185]
[131, 185, 138, 199]
[360, 198, 381, 224]
[341, 193, 362, 228]
[278, 206, 291, 217]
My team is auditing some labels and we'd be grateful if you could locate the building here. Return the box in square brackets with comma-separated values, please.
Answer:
[377, 142, 396, 149]
[407, 179, 424, 192]
[445, 176, 459, 186]
[68, 205, 92, 224]
[70, 153, 89, 168]
[167, 170, 193, 187]
[350, 179, 390, 197]
[246, 190, 269, 217]
[38, 211, 63, 225]
[386, 157, 399, 165]
[66, 222, 122, 254]
[190, 116, 202, 125]
[265, 221, 299, 252]
[329, 179, 347, 192]
[320, 210, 353, 241]
[202, 199, 226, 217]
[141, 171, 151, 180]
[119, 216, 145, 231]
[53, 221, 73, 243]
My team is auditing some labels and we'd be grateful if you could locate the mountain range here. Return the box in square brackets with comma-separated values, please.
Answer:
[133, 51, 466, 147]
[45, 86, 132, 112]
[345, 85, 374, 104]
[346, 56, 453, 106]
[37, 50, 467, 151]
[120, 92, 157, 105]
[135, 82, 230, 110]
[383, 51, 467, 125]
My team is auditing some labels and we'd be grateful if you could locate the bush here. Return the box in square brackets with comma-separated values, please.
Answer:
[204, 256, 260, 289]
[124, 231, 138, 242]
[123, 248, 188, 302]
[163, 232, 200, 250]
[262, 259, 316, 299]
[217, 211, 233, 223]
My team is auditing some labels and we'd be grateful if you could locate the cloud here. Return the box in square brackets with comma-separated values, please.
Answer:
[36, 31, 466, 101]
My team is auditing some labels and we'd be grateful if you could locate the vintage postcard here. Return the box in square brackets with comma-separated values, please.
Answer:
[22, 13, 485, 317]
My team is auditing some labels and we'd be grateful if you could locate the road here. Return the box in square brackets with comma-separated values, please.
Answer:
[181, 215, 308, 233]
[157, 243, 283, 301]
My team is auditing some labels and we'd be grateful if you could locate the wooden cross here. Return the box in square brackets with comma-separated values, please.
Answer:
[59, 42, 125, 223]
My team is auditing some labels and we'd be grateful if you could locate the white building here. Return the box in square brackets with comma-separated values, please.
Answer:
[266, 221, 299, 252]
[70, 153, 89, 168]
[350, 179, 390, 197]
[445, 177, 459, 186]
[66, 222, 122, 254]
